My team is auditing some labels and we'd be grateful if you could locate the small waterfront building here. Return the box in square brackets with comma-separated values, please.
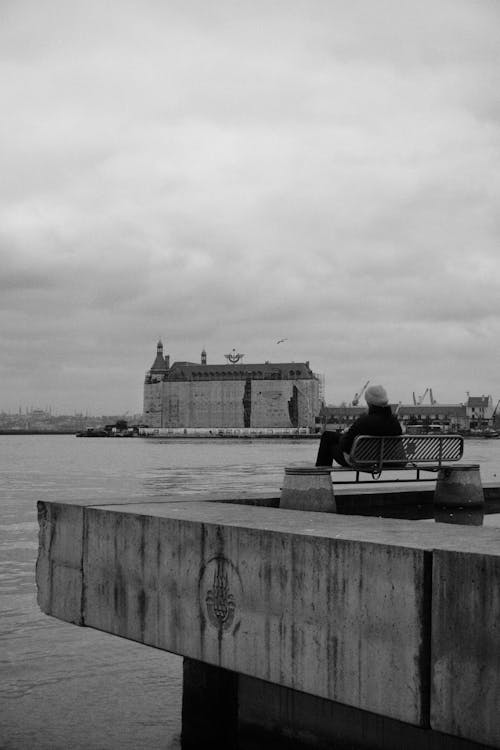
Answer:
[143, 341, 321, 431]
[465, 395, 494, 427]
[397, 404, 468, 432]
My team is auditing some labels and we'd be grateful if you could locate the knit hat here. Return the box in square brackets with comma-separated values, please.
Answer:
[365, 384, 389, 406]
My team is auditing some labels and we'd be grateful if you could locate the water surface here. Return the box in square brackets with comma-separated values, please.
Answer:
[1, 435, 499, 749]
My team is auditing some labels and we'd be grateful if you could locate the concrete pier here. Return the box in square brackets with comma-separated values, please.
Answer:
[36, 489, 500, 749]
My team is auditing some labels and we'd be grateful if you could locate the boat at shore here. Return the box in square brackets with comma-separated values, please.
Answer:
[76, 421, 140, 438]
[469, 428, 500, 439]
[76, 428, 110, 437]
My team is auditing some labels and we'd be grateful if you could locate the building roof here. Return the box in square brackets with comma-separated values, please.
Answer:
[321, 406, 367, 417]
[467, 396, 491, 407]
[150, 355, 168, 372]
[149, 341, 169, 372]
[399, 404, 466, 416]
[322, 404, 468, 417]
[165, 361, 316, 381]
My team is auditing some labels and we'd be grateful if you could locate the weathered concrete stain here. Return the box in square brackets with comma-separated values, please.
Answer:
[36, 501, 84, 625]
[36, 498, 500, 744]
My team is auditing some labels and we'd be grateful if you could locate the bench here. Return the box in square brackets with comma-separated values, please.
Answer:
[329, 433, 464, 483]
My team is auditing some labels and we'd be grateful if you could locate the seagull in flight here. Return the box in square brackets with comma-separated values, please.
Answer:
[276, 338, 287, 344]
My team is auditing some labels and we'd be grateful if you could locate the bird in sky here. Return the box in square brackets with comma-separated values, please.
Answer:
[276, 338, 287, 344]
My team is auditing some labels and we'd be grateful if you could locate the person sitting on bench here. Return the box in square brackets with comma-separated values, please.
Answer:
[315, 384, 402, 467]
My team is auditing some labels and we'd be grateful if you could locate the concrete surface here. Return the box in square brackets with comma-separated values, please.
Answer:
[80, 503, 430, 724]
[237, 669, 494, 750]
[36, 501, 84, 625]
[36, 496, 500, 745]
[432, 547, 500, 748]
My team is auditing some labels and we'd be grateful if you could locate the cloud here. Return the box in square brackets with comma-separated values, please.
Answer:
[0, 0, 499, 413]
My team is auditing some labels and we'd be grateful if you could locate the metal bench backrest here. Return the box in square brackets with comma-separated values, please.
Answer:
[349, 434, 464, 473]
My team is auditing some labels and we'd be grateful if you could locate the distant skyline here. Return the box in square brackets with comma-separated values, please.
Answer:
[1, 0, 499, 414]
[2, 359, 496, 417]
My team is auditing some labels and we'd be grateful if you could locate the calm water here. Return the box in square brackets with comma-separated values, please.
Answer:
[1, 435, 500, 749]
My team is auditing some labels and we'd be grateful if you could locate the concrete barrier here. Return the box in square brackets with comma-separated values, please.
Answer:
[80, 503, 430, 724]
[432, 547, 500, 748]
[36, 495, 500, 748]
[36, 501, 85, 625]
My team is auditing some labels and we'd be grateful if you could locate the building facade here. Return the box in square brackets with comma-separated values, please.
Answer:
[319, 396, 496, 433]
[143, 341, 321, 430]
[465, 395, 494, 426]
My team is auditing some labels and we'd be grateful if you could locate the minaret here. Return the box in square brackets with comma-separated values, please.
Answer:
[201, 348, 207, 365]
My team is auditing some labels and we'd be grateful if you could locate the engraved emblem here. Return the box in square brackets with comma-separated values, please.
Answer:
[205, 557, 235, 630]
[199, 555, 242, 634]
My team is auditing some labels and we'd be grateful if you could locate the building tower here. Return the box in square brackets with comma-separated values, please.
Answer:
[201, 348, 207, 365]
[150, 339, 169, 375]
[143, 340, 170, 428]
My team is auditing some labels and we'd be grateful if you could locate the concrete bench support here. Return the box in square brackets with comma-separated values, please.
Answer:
[433, 464, 485, 526]
[280, 465, 336, 512]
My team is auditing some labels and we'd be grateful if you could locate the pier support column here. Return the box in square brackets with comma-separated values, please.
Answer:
[181, 658, 238, 749]
[280, 465, 336, 512]
[433, 464, 484, 526]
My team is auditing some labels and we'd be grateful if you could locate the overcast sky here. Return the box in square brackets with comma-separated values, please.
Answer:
[1, 0, 499, 415]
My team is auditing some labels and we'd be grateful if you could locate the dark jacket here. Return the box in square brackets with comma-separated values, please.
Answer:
[340, 404, 402, 456]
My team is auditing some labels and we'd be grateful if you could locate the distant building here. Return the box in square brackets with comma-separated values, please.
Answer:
[319, 395, 495, 433]
[465, 395, 494, 426]
[143, 340, 321, 430]
[397, 404, 468, 432]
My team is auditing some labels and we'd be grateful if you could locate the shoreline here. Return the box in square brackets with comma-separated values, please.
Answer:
[0, 430, 496, 440]
[0, 429, 319, 438]
[0, 429, 78, 435]
[140, 433, 319, 439]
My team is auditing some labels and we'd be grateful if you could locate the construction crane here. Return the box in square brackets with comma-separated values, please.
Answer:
[418, 388, 429, 405]
[413, 388, 436, 406]
[492, 399, 500, 421]
[352, 380, 370, 407]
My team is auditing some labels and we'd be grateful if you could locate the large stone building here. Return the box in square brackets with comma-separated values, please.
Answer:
[143, 341, 321, 430]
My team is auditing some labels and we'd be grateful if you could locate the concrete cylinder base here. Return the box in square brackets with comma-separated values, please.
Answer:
[434, 464, 484, 526]
[280, 465, 336, 512]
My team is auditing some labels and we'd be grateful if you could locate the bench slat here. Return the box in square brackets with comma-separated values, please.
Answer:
[350, 434, 463, 469]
